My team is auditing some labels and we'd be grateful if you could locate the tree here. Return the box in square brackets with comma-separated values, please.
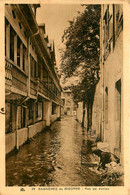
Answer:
[60, 5, 101, 130]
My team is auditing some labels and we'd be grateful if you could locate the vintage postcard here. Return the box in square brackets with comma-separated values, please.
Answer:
[0, 0, 130, 194]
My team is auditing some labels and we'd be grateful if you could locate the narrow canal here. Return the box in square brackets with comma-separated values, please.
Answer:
[6, 116, 101, 186]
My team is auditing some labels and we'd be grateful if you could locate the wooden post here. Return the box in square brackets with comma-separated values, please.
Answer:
[27, 37, 30, 96]
[6, 23, 10, 58]
[15, 106, 19, 150]
[33, 102, 35, 124]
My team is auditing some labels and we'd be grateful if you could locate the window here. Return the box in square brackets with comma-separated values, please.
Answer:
[36, 102, 38, 118]
[28, 103, 33, 120]
[38, 57, 42, 79]
[23, 44, 26, 71]
[17, 36, 21, 66]
[53, 84, 58, 95]
[48, 75, 52, 90]
[30, 55, 37, 77]
[10, 26, 15, 61]
[21, 107, 26, 128]
[12, 10, 16, 19]
[18, 106, 26, 129]
[30, 55, 33, 77]
[35, 102, 43, 120]
[43, 67, 48, 85]
[19, 22, 22, 29]
[52, 102, 56, 115]
[52, 83, 55, 93]
[34, 60, 37, 77]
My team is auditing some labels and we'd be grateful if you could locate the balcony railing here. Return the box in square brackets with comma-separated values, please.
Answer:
[5, 58, 63, 105]
[5, 57, 12, 86]
[5, 57, 28, 93]
[30, 78, 37, 96]
[36, 78, 63, 105]
[37, 79, 48, 97]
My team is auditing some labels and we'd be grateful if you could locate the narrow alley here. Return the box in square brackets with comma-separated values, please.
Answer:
[6, 116, 101, 186]
[4, 3, 125, 190]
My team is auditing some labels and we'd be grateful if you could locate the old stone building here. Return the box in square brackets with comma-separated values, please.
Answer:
[92, 4, 123, 161]
[5, 4, 62, 154]
[61, 90, 77, 116]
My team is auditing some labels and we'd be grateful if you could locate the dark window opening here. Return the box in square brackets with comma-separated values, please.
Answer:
[12, 10, 16, 19]
[23, 45, 26, 71]
[48, 75, 52, 90]
[30, 55, 33, 77]
[21, 107, 26, 128]
[35, 102, 43, 120]
[24, 31, 26, 38]
[19, 22, 22, 29]
[34, 61, 37, 77]
[43, 67, 48, 86]
[10, 26, 15, 61]
[52, 102, 56, 115]
[17, 36, 21, 66]
[30, 55, 36, 78]
[36, 102, 38, 118]
[28, 104, 33, 120]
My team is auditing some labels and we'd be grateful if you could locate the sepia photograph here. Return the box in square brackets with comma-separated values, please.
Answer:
[0, 1, 130, 194]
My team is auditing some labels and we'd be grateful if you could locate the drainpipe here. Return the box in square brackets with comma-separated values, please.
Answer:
[27, 37, 31, 97]
[27, 29, 39, 97]
[26, 30, 39, 140]
[16, 106, 19, 150]
[101, 63, 104, 142]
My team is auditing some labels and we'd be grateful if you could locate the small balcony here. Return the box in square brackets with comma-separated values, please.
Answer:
[5, 57, 28, 95]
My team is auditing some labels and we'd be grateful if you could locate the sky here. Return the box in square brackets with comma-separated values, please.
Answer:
[36, 4, 85, 68]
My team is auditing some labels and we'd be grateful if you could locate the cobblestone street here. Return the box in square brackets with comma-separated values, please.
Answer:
[6, 116, 101, 186]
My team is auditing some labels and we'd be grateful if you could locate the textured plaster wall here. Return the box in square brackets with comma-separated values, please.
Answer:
[92, 31, 123, 158]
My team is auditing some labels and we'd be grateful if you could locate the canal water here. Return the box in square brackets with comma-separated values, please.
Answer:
[6, 116, 101, 186]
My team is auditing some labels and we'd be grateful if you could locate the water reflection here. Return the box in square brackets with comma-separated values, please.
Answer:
[6, 116, 101, 186]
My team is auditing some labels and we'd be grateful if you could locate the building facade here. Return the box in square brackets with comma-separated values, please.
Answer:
[92, 4, 123, 161]
[5, 4, 62, 154]
[61, 90, 77, 116]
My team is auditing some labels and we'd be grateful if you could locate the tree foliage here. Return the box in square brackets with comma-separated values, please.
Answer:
[61, 5, 101, 103]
